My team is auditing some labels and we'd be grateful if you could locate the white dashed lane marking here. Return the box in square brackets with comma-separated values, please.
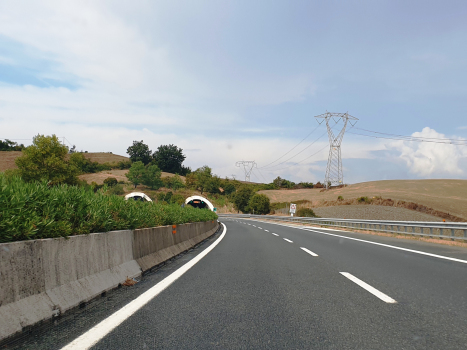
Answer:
[340, 272, 397, 304]
[272, 233, 279, 236]
[283, 238, 293, 243]
[300, 247, 318, 257]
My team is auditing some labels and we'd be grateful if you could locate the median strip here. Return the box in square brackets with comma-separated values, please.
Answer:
[340, 272, 397, 304]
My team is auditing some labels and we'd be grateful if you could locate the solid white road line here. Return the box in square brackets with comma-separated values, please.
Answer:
[247, 220, 467, 265]
[272, 233, 279, 236]
[61, 224, 228, 350]
[283, 238, 293, 243]
[340, 272, 397, 304]
[300, 247, 318, 257]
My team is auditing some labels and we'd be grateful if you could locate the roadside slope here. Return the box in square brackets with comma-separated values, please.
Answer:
[258, 179, 467, 221]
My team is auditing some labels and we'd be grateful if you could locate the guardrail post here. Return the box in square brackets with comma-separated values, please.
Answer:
[430, 227, 433, 238]
[451, 229, 455, 241]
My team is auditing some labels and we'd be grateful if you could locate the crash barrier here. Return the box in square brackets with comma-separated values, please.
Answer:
[0, 220, 219, 343]
[219, 214, 467, 240]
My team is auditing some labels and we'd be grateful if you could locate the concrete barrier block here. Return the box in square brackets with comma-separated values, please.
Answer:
[0, 240, 45, 305]
[0, 292, 55, 342]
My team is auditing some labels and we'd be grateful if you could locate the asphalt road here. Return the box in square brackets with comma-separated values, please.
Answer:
[9, 219, 467, 349]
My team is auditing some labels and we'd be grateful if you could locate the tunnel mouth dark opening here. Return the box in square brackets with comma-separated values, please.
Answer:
[187, 200, 209, 209]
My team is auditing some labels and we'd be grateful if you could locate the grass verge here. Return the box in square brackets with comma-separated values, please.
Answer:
[0, 174, 217, 243]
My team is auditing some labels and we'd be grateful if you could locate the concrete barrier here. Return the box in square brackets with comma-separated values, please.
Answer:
[0, 220, 219, 343]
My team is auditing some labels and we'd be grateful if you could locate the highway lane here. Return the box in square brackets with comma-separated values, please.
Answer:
[91, 219, 467, 349]
[9, 219, 467, 349]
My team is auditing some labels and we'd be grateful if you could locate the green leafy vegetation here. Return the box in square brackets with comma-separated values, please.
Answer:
[127, 140, 152, 165]
[296, 208, 317, 217]
[0, 139, 25, 151]
[0, 174, 217, 243]
[357, 196, 370, 203]
[15, 134, 80, 185]
[142, 164, 164, 190]
[248, 194, 270, 214]
[152, 144, 191, 175]
[126, 161, 146, 188]
[232, 186, 254, 213]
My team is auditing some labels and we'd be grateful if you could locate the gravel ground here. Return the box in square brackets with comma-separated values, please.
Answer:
[313, 205, 443, 221]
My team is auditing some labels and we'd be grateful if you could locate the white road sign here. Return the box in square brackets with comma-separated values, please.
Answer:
[290, 203, 297, 214]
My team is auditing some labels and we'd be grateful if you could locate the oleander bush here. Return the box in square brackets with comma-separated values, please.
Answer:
[0, 174, 217, 243]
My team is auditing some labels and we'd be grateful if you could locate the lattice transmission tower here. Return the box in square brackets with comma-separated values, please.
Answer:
[315, 112, 358, 189]
[235, 161, 257, 182]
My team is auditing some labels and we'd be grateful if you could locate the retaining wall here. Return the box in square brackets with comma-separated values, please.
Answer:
[0, 220, 219, 342]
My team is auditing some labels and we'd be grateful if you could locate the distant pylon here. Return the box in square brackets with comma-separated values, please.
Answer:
[235, 161, 257, 182]
[315, 112, 358, 189]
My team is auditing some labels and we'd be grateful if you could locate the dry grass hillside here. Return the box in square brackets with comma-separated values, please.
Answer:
[0, 151, 22, 172]
[259, 179, 467, 221]
[0, 151, 129, 172]
[79, 169, 185, 185]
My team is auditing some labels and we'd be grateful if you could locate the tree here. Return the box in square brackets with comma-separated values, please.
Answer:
[125, 161, 145, 188]
[15, 134, 79, 185]
[163, 175, 185, 191]
[0, 139, 25, 151]
[103, 177, 118, 187]
[185, 173, 197, 189]
[232, 186, 254, 213]
[152, 144, 187, 174]
[222, 182, 236, 196]
[248, 194, 270, 214]
[127, 140, 152, 165]
[194, 165, 212, 194]
[142, 164, 164, 190]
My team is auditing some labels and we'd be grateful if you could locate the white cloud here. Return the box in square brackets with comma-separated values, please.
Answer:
[458, 126, 467, 130]
[390, 127, 467, 177]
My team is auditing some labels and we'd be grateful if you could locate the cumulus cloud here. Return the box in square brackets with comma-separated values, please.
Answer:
[390, 127, 467, 177]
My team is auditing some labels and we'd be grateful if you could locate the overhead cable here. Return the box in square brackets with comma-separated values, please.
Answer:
[258, 124, 322, 169]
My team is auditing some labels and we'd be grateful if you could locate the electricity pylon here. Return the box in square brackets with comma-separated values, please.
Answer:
[235, 161, 257, 182]
[315, 112, 358, 189]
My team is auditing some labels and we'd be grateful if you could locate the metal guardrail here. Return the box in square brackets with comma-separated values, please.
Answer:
[219, 214, 467, 241]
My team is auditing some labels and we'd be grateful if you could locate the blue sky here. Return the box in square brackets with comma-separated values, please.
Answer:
[1, 0, 466, 183]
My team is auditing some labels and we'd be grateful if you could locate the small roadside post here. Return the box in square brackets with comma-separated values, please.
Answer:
[290, 203, 296, 217]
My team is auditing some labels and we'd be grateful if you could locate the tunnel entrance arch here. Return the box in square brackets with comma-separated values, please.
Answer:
[125, 192, 152, 202]
[185, 195, 214, 211]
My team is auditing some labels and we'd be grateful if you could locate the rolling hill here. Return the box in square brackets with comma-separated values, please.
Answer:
[258, 179, 467, 221]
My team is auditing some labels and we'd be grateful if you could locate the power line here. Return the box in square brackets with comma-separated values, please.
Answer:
[348, 131, 467, 145]
[354, 127, 467, 142]
[262, 130, 328, 170]
[258, 124, 322, 169]
[265, 144, 329, 172]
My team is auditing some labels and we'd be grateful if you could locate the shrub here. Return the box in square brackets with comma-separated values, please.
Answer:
[338, 195, 344, 201]
[296, 208, 317, 217]
[103, 177, 118, 187]
[16, 134, 80, 185]
[108, 184, 124, 196]
[232, 186, 254, 213]
[357, 196, 370, 203]
[0, 174, 217, 243]
[248, 194, 270, 215]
